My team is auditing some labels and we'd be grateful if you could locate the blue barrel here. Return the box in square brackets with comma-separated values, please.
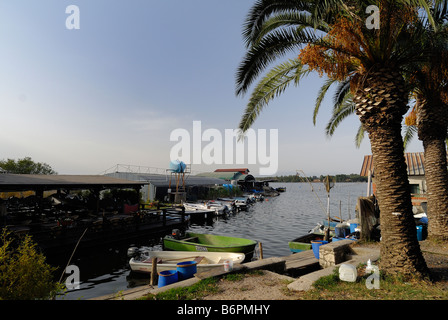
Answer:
[311, 240, 328, 259]
[416, 225, 423, 241]
[176, 261, 197, 280]
[158, 270, 178, 288]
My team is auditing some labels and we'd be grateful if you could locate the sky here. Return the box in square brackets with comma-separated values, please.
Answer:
[0, 0, 423, 177]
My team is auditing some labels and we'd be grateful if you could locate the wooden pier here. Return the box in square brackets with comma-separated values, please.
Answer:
[282, 250, 320, 275]
[20, 209, 190, 257]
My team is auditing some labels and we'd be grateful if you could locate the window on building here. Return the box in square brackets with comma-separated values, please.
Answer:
[410, 184, 420, 195]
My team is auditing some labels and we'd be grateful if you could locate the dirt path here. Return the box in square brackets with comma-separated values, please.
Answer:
[202, 270, 302, 300]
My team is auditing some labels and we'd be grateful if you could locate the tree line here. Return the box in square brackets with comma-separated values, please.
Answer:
[263, 174, 367, 183]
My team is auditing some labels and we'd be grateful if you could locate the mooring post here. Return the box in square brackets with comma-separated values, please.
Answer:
[150, 257, 158, 286]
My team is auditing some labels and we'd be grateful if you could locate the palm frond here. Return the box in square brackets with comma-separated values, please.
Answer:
[403, 124, 418, 150]
[355, 123, 366, 149]
[239, 59, 309, 133]
[313, 78, 337, 125]
[251, 12, 329, 46]
[236, 26, 319, 96]
[242, 0, 315, 48]
[325, 98, 356, 137]
[332, 78, 352, 111]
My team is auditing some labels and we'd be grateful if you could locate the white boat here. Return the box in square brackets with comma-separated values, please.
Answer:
[183, 201, 230, 216]
[128, 250, 245, 274]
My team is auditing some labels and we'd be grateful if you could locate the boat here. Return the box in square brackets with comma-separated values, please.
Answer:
[206, 200, 231, 215]
[163, 230, 258, 260]
[288, 221, 338, 253]
[233, 197, 249, 211]
[183, 201, 230, 216]
[128, 250, 245, 274]
[275, 187, 286, 192]
[217, 197, 248, 212]
[288, 233, 326, 253]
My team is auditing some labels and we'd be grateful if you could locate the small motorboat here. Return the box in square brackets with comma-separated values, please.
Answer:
[128, 249, 245, 274]
[183, 201, 230, 216]
[163, 230, 257, 261]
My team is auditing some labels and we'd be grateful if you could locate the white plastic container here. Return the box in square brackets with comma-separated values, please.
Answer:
[339, 264, 357, 282]
[365, 259, 372, 274]
[223, 259, 233, 272]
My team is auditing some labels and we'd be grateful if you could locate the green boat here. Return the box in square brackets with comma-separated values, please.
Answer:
[163, 231, 257, 261]
[288, 233, 325, 253]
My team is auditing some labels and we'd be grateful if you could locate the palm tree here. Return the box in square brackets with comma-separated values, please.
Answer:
[236, 0, 432, 278]
[407, 16, 448, 241]
[315, 1, 448, 242]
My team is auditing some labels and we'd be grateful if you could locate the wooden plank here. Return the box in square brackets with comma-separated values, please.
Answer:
[281, 250, 319, 271]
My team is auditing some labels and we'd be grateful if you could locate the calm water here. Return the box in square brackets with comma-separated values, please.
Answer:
[58, 182, 367, 300]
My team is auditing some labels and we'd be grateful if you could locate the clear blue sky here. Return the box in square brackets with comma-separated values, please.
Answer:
[0, 0, 423, 176]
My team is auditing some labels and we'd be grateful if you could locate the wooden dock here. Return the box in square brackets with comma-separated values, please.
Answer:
[281, 250, 320, 275]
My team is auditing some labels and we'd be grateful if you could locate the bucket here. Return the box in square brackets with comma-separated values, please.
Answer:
[311, 240, 328, 259]
[176, 261, 197, 280]
[350, 223, 359, 233]
[158, 270, 178, 288]
[416, 225, 423, 241]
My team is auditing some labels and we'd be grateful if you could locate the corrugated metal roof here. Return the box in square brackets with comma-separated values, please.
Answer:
[0, 174, 144, 191]
[105, 173, 224, 188]
[214, 168, 249, 174]
[360, 152, 426, 176]
[195, 171, 242, 180]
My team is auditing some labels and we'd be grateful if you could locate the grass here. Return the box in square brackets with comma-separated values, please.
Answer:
[301, 266, 448, 300]
[138, 263, 448, 300]
[140, 277, 221, 300]
[140, 270, 265, 300]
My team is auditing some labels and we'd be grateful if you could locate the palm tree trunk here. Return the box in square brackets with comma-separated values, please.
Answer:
[354, 67, 429, 278]
[417, 98, 448, 241]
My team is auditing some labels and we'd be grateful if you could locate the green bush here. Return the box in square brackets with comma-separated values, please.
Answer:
[0, 229, 63, 300]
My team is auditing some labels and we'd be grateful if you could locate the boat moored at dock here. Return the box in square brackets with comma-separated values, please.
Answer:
[163, 230, 258, 261]
[128, 249, 245, 274]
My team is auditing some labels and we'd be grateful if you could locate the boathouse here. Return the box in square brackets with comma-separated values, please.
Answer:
[195, 168, 274, 192]
[360, 152, 427, 206]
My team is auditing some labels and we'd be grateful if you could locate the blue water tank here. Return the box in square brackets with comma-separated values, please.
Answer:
[169, 160, 186, 173]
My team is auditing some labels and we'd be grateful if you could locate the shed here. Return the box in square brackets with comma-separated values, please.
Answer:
[360, 152, 428, 204]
